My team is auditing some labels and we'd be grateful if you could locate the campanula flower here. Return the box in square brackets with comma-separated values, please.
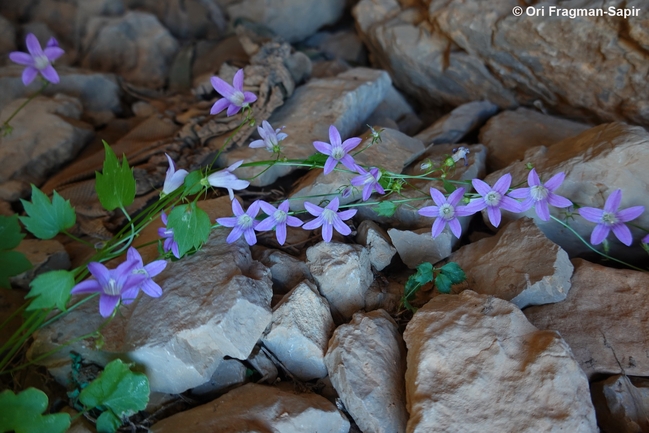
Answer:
[351, 166, 385, 202]
[161, 153, 188, 197]
[120, 247, 167, 304]
[313, 125, 361, 175]
[9, 33, 65, 86]
[463, 173, 522, 227]
[509, 169, 572, 221]
[577, 189, 645, 246]
[210, 69, 257, 116]
[451, 147, 470, 166]
[418, 187, 473, 239]
[250, 120, 287, 153]
[256, 200, 303, 245]
[217, 200, 261, 245]
[206, 160, 250, 200]
[303, 197, 357, 242]
[158, 211, 180, 259]
[70, 258, 146, 317]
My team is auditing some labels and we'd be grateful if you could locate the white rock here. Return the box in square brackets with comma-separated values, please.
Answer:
[262, 281, 334, 381]
[450, 218, 574, 308]
[591, 375, 649, 433]
[306, 242, 373, 323]
[388, 227, 462, 269]
[10, 239, 71, 290]
[325, 310, 408, 433]
[150, 383, 350, 433]
[415, 100, 499, 146]
[404, 290, 598, 433]
[356, 220, 396, 271]
[253, 248, 313, 295]
[190, 358, 248, 398]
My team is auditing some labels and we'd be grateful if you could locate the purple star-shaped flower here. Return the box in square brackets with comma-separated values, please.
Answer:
[509, 169, 572, 221]
[577, 189, 644, 246]
[70, 258, 146, 317]
[256, 200, 303, 245]
[302, 197, 357, 242]
[119, 247, 167, 304]
[161, 153, 188, 196]
[210, 69, 257, 117]
[206, 160, 250, 200]
[217, 200, 261, 245]
[350, 166, 385, 202]
[313, 125, 361, 175]
[9, 34, 65, 86]
[418, 187, 473, 239]
[158, 211, 180, 259]
[250, 120, 287, 153]
[463, 173, 522, 227]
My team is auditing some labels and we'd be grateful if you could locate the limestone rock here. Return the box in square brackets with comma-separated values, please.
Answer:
[10, 239, 71, 290]
[366, 84, 421, 135]
[150, 383, 350, 433]
[479, 107, 590, 171]
[28, 228, 273, 394]
[0, 95, 94, 186]
[253, 248, 313, 295]
[262, 281, 334, 381]
[355, 0, 649, 126]
[404, 290, 598, 432]
[484, 122, 649, 262]
[227, 0, 346, 43]
[450, 218, 573, 308]
[364, 278, 402, 315]
[289, 127, 425, 211]
[0, 14, 16, 60]
[356, 220, 396, 271]
[415, 100, 499, 146]
[591, 375, 649, 433]
[246, 344, 278, 384]
[82, 11, 179, 88]
[190, 358, 248, 399]
[306, 241, 373, 323]
[525, 259, 649, 379]
[221, 67, 391, 186]
[388, 227, 463, 269]
[325, 310, 408, 433]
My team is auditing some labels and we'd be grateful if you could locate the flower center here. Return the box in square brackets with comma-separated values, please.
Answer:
[322, 208, 336, 224]
[601, 211, 618, 226]
[530, 185, 548, 201]
[231, 91, 245, 106]
[273, 209, 287, 224]
[34, 55, 50, 70]
[331, 146, 345, 160]
[439, 203, 455, 220]
[105, 278, 120, 296]
[238, 214, 253, 229]
[163, 228, 174, 237]
[485, 191, 501, 206]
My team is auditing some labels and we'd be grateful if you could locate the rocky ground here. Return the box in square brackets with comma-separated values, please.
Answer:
[1, 0, 649, 432]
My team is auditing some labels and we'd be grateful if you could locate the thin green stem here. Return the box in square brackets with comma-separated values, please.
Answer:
[62, 230, 96, 248]
[1, 81, 49, 133]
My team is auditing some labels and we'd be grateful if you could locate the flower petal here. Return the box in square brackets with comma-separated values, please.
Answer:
[322, 221, 333, 242]
[99, 295, 120, 318]
[22, 67, 38, 86]
[276, 223, 287, 245]
[211, 76, 236, 99]
[70, 279, 101, 295]
[303, 215, 324, 230]
[313, 140, 332, 155]
[429, 188, 447, 207]
[216, 216, 238, 227]
[616, 206, 644, 223]
[226, 225, 244, 243]
[328, 125, 342, 148]
[547, 193, 572, 208]
[499, 195, 523, 213]
[323, 157, 337, 175]
[9, 52, 34, 66]
[448, 187, 466, 207]
[243, 92, 257, 104]
[448, 218, 462, 238]
[342, 137, 362, 153]
[141, 279, 163, 298]
[87, 262, 111, 288]
[472, 178, 492, 197]
[578, 207, 604, 223]
[332, 216, 351, 236]
[431, 218, 445, 238]
[304, 201, 323, 217]
[487, 206, 502, 227]
[508, 187, 530, 199]
[244, 228, 257, 246]
[604, 189, 622, 213]
[249, 139, 266, 149]
[492, 173, 512, 195]
[286, 216, 303, 227]
[418, 205, 439, 218]
[40, 65, 60, 84]
[611, 223, 633, 246]
[25, 33, 44, 57]
[226, 104, 242, 117]
[233, 69, 244, 91]
[534, 200, 550, 221]
[544, 172, 565, 192]
[255, 216, 277, 231]
[144, 260, 167, 277]
[339, 155, 358, 172]
[44, 46, 65, 62]
[528, 169, 541, 187]
[591, 224, 609, 245]
[210, 98, 230, 115]
[337, 209, 357, 221]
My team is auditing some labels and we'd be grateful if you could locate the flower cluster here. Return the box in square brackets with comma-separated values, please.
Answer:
[10, 33, 64, 85]
[71, 248, 166, 317]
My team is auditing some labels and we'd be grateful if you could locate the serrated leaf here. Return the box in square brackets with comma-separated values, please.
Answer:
[402, 262, 435, 312]
[0, 215, 25, 250]
[183, 170, 204, 195]
[167, 203, 211, 257]
[19, 185, 76, 240]
[0, 250, 32, 289]
[79, 359, 149, 424]
[0, 388, 70, 433]
[95, 141, 136, 211]
[25, 270, 74, 311]
[435, 273, 452, 294]
[96, 411, 121, 433]
[439, 261, 466, 285]
[374, 201, 397, 217]
[413, 262, 433, 286]
[443, 179, 456, 194]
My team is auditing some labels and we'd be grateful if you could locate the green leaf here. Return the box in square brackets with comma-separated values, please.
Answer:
[374, 201, 397, 217]
[183, 170, 204, 195]
[0, 215, 25, 250]
[0, 250, 32, 289]
[439, 261, 466, 285]
[442, 179, 456, 194]
[304, 152, 329, 167]
[79, 359, 149, 429]
[435, 273, 452, 294]
[95, 141, 136, 211]
[402, 262, 435, 312]
[413, 262, 434, 286]
[25, 270, 74, 311]
[0, 388, 70, 433]
[96, 411, 121, 433]
[19, 185, 76, 240]
[167, 203, 211, 257]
